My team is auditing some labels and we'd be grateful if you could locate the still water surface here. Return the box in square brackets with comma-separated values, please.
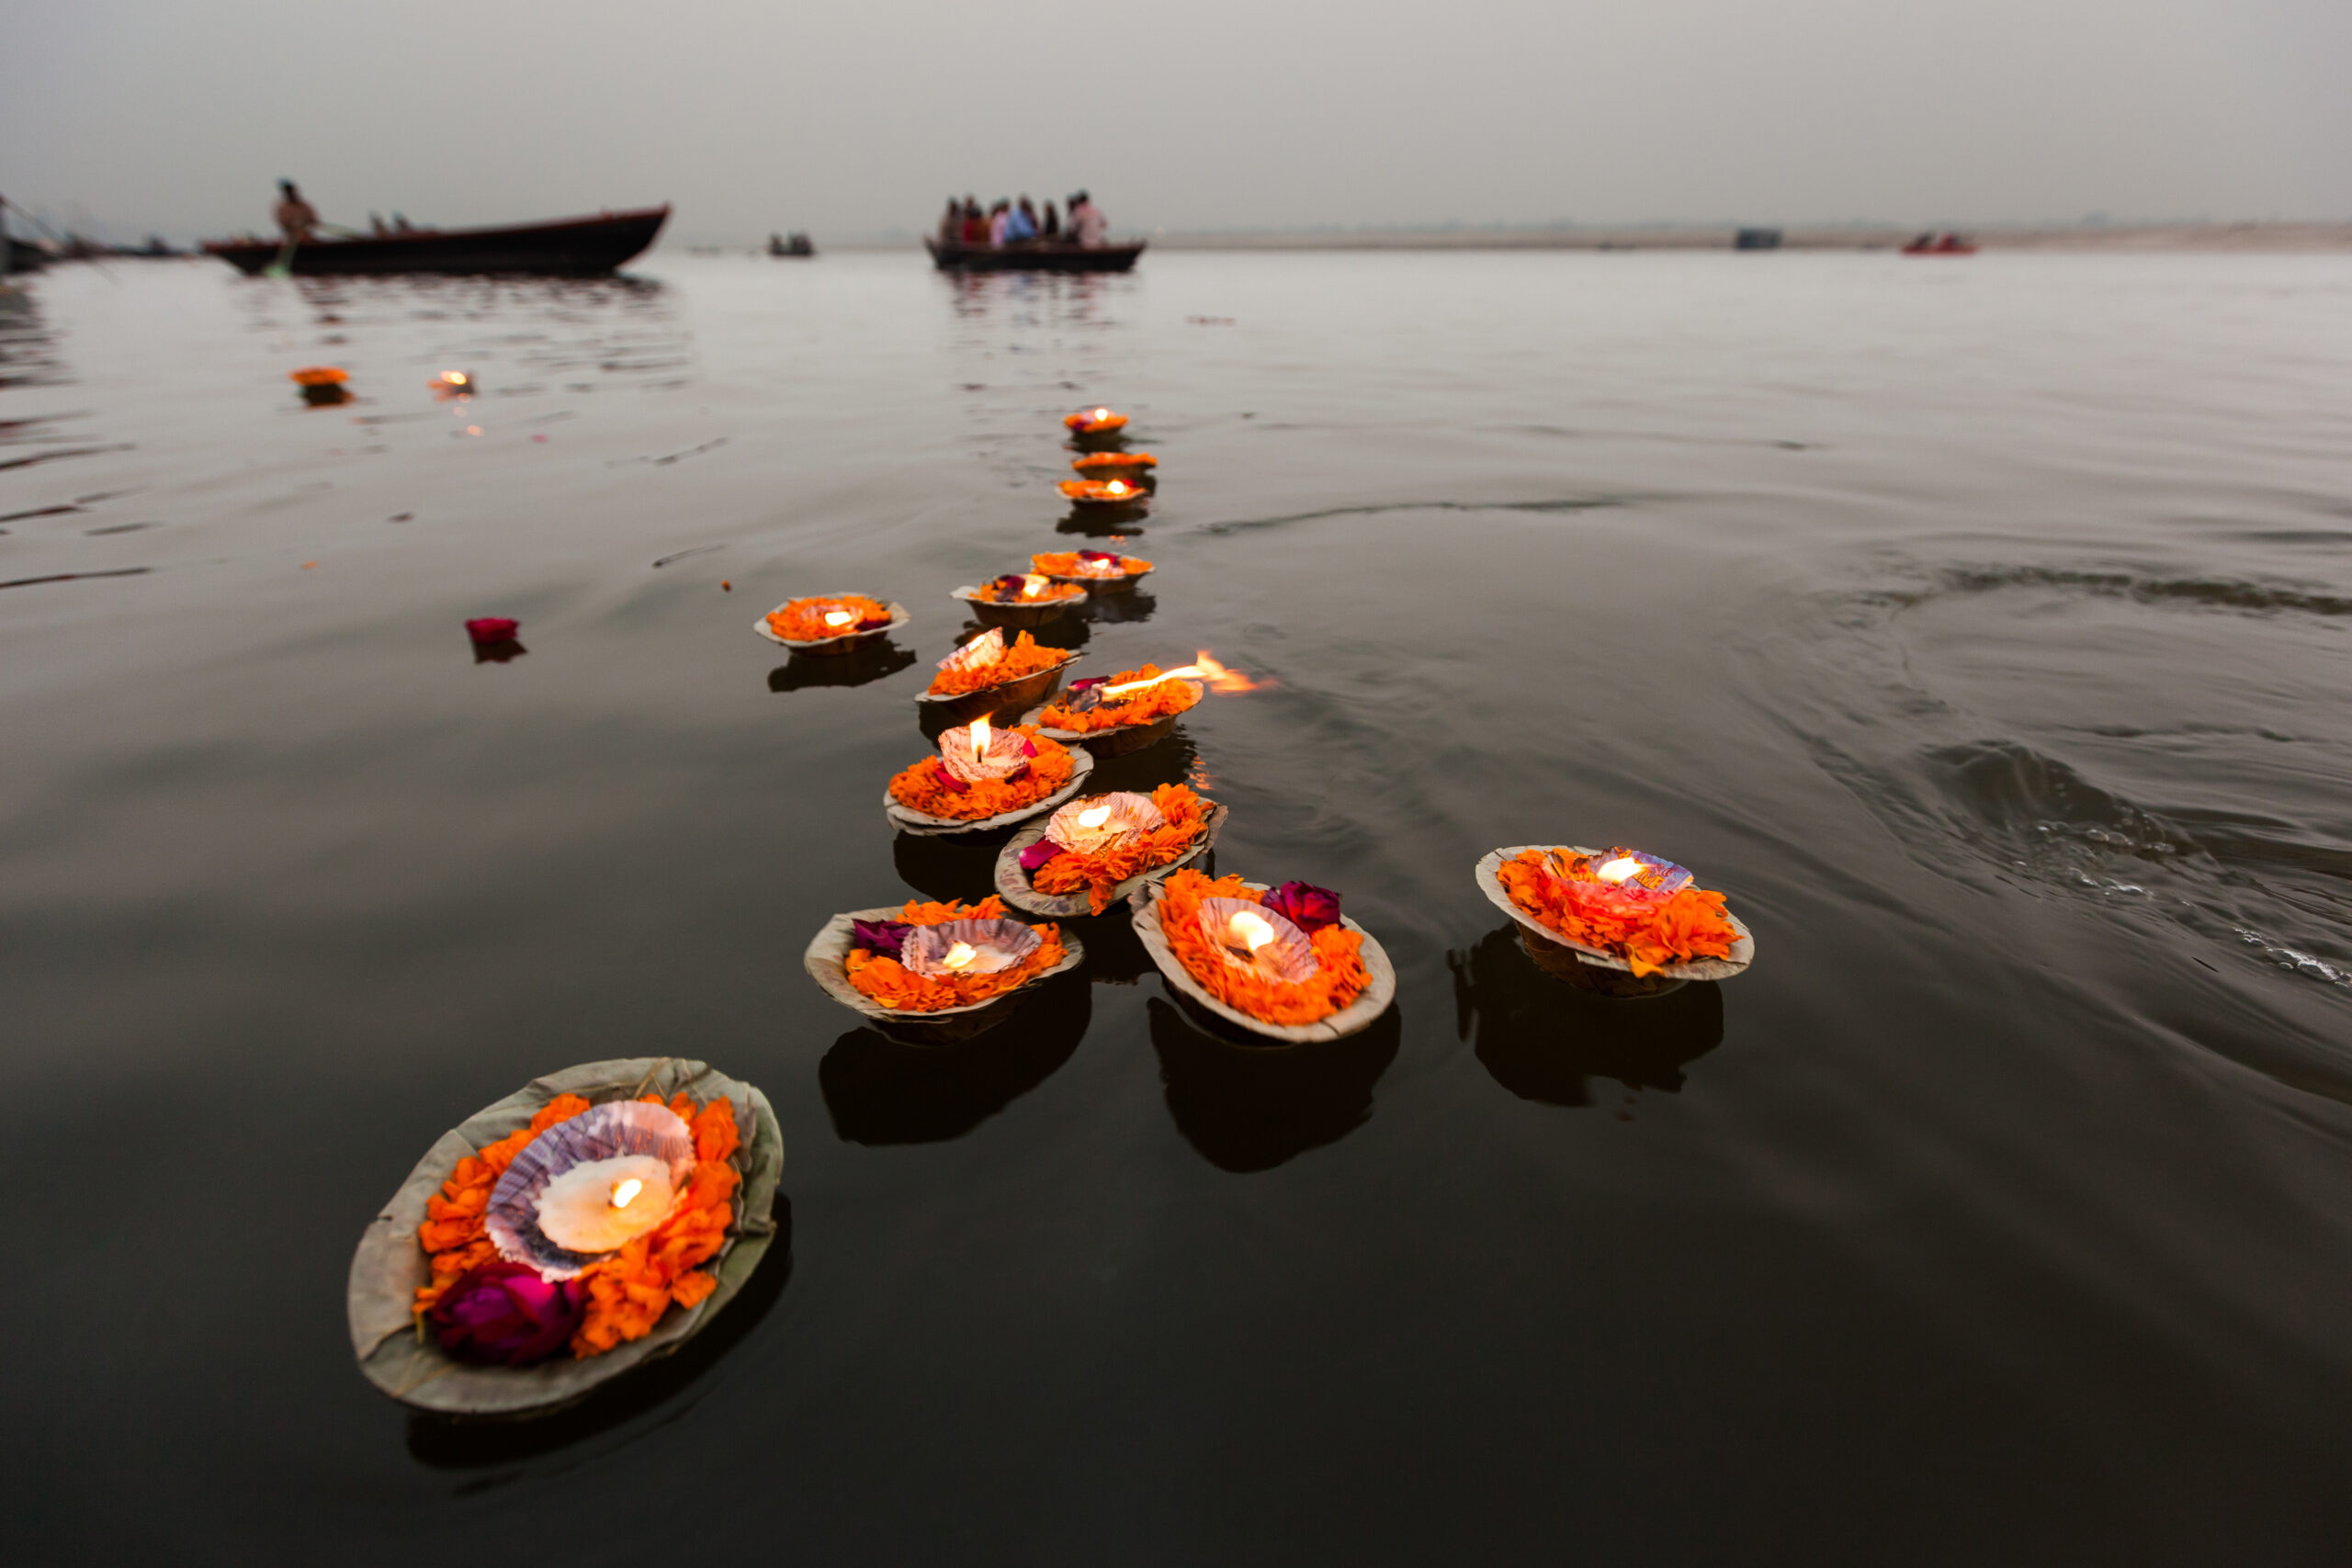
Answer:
[5, 250, 2350, 1562]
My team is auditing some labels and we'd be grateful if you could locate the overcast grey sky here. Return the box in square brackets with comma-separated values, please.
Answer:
[5, 0, 2346, 243]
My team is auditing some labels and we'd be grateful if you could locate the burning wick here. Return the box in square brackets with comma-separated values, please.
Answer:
[611, 1178, 643, 1210]
[1105, 481, 1130, 497]
[1077, 804, 1112, 829]
[1227, 910, 1277, 953]
[823, 609, 854, 629]
[1596, 856, 1643, 885]
[1091, 408, 1109, 422]
[967, 715, 992, 762]
[1022, 573, 1048, 599]
[942, 942, 978, 971]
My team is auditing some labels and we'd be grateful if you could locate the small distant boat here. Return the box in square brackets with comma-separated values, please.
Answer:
[768, 231, 815, 258]
[1902, 231, 1977, 255]
[925, 239, 1145, 274]
[204, 206, 669, 276]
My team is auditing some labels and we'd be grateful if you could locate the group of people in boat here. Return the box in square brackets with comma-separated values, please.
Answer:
[939, 192, 1108, 250]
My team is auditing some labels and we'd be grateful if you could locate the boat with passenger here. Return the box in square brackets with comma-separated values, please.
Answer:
[205, 202, 670, 276]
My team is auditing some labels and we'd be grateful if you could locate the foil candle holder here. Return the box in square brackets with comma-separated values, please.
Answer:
[937, 626, 1007, 677]
[1549, 846, 1694, 895]
[899, 918, 1043, 976]
[937, 715, 1035, 783]
[1196, 897, 1321, 983]
[484, 1100, 697, 1279]
[1044, 790, 1164, 855]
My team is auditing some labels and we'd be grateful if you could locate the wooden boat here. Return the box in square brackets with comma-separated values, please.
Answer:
[925, 239, 1145, 274]
[1902, 232, 1977, 256]
[204, 206, 670, 276]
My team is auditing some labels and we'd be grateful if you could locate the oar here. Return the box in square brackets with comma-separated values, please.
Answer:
[264, 234, 298, 278]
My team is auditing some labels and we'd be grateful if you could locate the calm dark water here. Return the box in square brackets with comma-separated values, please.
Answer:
[5, 249, 2351, 1563]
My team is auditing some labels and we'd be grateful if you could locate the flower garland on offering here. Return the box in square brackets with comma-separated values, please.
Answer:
[973, 573, 1087, 606]
[1031, 550, 1152, 583]
[843, 895, 1068, 1011]
[767, 594, 895, 642]
[1495, 848, 1742, 977]
[888, 721, 1076, 819]
[1063, 407, 1127, 435]
[1022, 783, 1213, 913]
[1035, 665, 1201, 733]
[1156, 870, 1370, 1026]
[1058, 478, 1146, 504]
[413, 1091, 742, 1363]
[925, 627, 1069, 696]
[1069, 451, 1157, 476]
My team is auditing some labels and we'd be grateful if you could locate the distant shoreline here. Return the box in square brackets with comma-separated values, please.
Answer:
[1144, 221, 2352, 253]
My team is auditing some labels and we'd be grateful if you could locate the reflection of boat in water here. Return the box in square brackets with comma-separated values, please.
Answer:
[204, 206, 670, 276]
[925, 239, 1145, 273]
[1902, 231, 1977, 255]
[767, 231, 815, 257]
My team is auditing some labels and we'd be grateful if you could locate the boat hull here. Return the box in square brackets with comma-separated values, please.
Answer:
[926, 240, 1144, 273]
[204, 207, 669, 276]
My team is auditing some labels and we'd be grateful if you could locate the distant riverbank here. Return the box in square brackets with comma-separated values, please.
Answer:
[1144, 220, 2352, 253]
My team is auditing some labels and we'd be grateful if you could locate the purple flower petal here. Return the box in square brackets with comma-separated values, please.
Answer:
[851, 919, 913, 958]
[1079, 549, 1118, 563]
[428, 1260, 587, 1367]
[1265, 881, 1343, 933]
[1019, 840, 1065, 872]
[1067, 676, 1107, 693]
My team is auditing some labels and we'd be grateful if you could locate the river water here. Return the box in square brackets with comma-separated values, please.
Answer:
[5, 249, 2350, 1562]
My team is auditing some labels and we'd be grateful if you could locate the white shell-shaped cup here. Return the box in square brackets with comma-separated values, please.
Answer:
[937, 722, 1036, 783]
[485, 1100, 697, 1279]
[936, 626, 1005, 675]
[1044, 790, 1164, 854]
[900, 917, 1044, 977]
[1195, 897, 1321, 984]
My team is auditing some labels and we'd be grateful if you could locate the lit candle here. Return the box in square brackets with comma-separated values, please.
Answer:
[1105, 480, 1129, 497]
[968, 714, 991, 761]
[823, 609, 855, 629]
[1227, 909, 1276, 953]
[1022, 573, 1049, 599]
[1091, 408, 1109, 422]
[942, 941, 977, 970]
[611, 1177, 643, 1209]
[1101, 664, 1204, 698]
[535, 1155, 675, 1252]
[1596, 856, 1643, 885]
[1078, 804, 1112, 829]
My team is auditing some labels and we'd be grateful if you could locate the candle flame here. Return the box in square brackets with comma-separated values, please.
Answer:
[1193, 649, 1264, 694]
[1078, 804, 1112, 829]
[1105, 480, 1129, 497]
[943, 941, 978, 970]
[1596, 855, 1643, 885]
[968, 714, 991, 761]
[1091, 408, 1109, 422]
[611, 1178, 643, 1209]
[1227, 909, 1276, 953]
[823, 609, 854, 628]
[1022, 573, 1049, 599]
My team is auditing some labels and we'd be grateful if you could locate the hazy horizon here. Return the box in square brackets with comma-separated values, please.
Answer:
[6, 0, 2347, 246]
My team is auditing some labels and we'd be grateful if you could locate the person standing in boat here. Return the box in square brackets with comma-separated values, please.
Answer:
[274, 179, 321, 242]
[1069, 191, 1107, 248]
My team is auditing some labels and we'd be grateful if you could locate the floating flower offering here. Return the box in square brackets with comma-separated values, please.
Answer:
[347, 1057, 783, 1416]
[834, 896, 1072, 1014]
[429, 369, 475, 397]
[1003, 783, 1220, 915]
[1479, 844, 1754, 980]
[289, 366, 350, 388]
[758, 592, 906, 651]
[1063, 407, 1128, 435]
[1069, 451, 1157, 479]
[465, 616, 521, 647]
[1133, 871, 1397, 1040]
[1031, 549, 1153, 589]
[1035, 663, 1204, 733]
[923, 626, 1076, 698]
[972, 573, 1086, 606]
[1059, 478, 1148, 506]
[887, 716, 1089, 833]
